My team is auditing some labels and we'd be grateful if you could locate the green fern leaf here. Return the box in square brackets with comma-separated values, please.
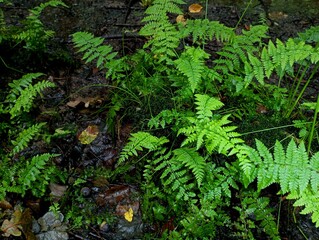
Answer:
[248, 53, 264, 84]
[11, 123, 46, 155]
[194, 94, 224, 119]
[9, 80, 55, 118]
[173, 148, 206, 187]
[72, 32, 117, 69]
[119, 132, 169, 164]
[175, 47, 209, 92]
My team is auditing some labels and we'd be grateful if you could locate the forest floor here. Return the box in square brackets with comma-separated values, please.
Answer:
[2, 0, 319, 239]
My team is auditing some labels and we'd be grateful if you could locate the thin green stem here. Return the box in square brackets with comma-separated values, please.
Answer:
[307, 92, 319, 154]
[241, 122, 312, 136]
[235, 0, 253, 29]
[285, 64, 319, 118]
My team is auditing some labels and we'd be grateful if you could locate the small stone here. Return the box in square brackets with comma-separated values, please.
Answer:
[99, 221, 110, 232]
[32, 219, 41, 234]
[81, 187, 91, 197]
[36, 230, 68, 240]
[38, 212, 64, 232]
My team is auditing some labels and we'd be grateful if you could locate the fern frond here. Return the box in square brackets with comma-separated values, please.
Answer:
[10, 123, 46, 155]
[9, 80, 55, 118]
[246, 138, 319, 226]
[173, 148, 205, 187]
[72, 32, 117, 69]
[296, 25, 319, 44]
[139, 0, 184, 61]
[118, 132, 169, 164]
[179, 19, 234, 44]
[17, 153, 59, 196]
[175, 47, 210, 92]
[13, 0, 67, 50]
[6, 73, 44, 102]
[194, 94, 224, 119]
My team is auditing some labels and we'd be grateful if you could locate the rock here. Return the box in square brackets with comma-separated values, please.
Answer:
[35, 211, 68, 240]
[115, 217, 144, 239]
[36, 230, 69, 240]
[38, 212, 65, 231]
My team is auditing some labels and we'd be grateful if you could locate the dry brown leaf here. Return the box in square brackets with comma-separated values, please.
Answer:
[49, 183, 68, 200]
[1, 208, 23, 237]
[66, 99, 82, 108]
[1, 219, 22, 237]
[20, 209, 36, 240]
[0, 200, 12, 210]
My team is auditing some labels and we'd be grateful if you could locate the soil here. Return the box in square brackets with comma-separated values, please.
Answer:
[1, 0, 319, 239]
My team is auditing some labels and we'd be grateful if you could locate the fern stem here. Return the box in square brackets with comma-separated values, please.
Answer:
[204, 0, 208, 20]
[307, 92, 319, 154]
[234, 0, 253, 29]
[285, 64, 319, 118]
[241, 122, 312, 136]
[0, 56, 24, 73]
[277, 196, 282, 232]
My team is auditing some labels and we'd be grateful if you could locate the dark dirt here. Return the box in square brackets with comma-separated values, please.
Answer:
[2, 0, 319, 239]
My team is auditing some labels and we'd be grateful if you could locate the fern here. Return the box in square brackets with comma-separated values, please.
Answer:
[233, 190, 280, 239]
[175, 47, 210, 92]
[244, 139, 319, 227]
[0, 153, 59, 198]
[10, 123, 46, 156]
[10, 80, 55, 118]
[118, 131, 169, 165]
[178, 94, 244, 154]
[213, 25, 269, 92]
[139, 0, 184, 61]
[13, 0, 67, 51]
[72, 31, 117, 69]
[17, 153, 59, 197]
[244, 38, 317, 86]
[296, 25, 319, 44]
[178, 19, 235, 45]
[173, 148, 205, 187]
[4, 73, 55, 118]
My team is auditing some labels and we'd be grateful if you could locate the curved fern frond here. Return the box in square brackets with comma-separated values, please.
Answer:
[10, 123, 46, 155]
[175, 47, 210, 92]
[17, 153, 59, 196]
[6, 73, 44, 102]
[118, 132, 169, 164]
[246, 138, 319, 226]
[13, 0, 67, 50]
[72, 31, 117, 69]
[139, 0, 184, 62]
[173, 148, 205, 187]
[9, 80, 55, 118]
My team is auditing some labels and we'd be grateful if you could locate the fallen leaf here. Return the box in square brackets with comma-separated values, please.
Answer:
[1, 208, 23, 237]
[0, 200, 12, 210]
[189, 3, 203, 13]
[268, 11, 288, 21]
[78, 125, 99, 144]
[66, 99, 82, 108]
[1, 219, 22, 237]
[20, 209, 36, 240]
[124, 207, 133, 222]
[176, 15, 186, 25]
[49, 183, 67, 200]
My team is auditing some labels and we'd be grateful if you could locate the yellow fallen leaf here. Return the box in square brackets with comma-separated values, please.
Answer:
[78, 125, 99, 144]
[124, 207, 133, 222]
